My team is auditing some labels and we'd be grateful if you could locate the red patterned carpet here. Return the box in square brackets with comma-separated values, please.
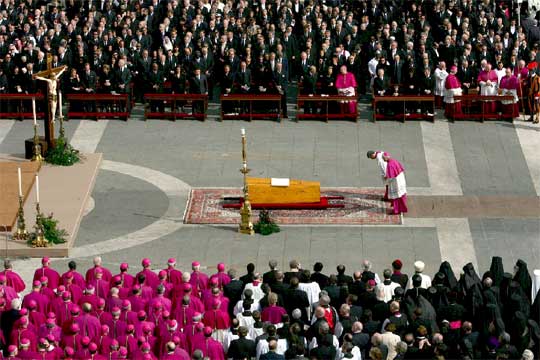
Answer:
[184, 188, 402, 225]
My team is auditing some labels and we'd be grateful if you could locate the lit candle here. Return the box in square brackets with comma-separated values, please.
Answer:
[17, 167, 22, 197]
[58, 91, 62, 117]
[243, 163, 247, 169]
[241, 128, 245, 136]
[35, 175, 40, 204]
[32, 98, 37, 126]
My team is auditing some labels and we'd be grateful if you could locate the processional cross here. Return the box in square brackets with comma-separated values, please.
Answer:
[32, 54, 67, 148]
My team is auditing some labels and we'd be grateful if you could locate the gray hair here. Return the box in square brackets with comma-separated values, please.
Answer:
[362, 260, 372, 271]
[269, 259, 278, 269]
[396, 341, 408, 354]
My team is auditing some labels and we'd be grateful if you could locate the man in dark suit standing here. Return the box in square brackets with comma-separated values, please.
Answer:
[273, 62, 289, 118]
[224, 269, 243, 316]
[457, 59, 473, 94]
[390, 54, 404, 86]
[373, 68, 391, 115]
[115, 59, 132, 110]
[235, 61, 251, 113]
[418, 67, 435, 116]
[227, 326, 256, 360]
[302, 65, 317, 114]
[81, 62, 97, 112]
[189, 67, 208, 115]
[148, 62, 164, 112]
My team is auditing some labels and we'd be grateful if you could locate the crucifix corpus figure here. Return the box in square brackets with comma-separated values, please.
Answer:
[34, 65, 66, 124]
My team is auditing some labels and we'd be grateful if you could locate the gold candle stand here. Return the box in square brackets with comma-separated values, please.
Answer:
[32, 203, 49, 247]
[239, 132, 254, 235]
[32, 124, 43, 162]
[13, 196, 27, 241]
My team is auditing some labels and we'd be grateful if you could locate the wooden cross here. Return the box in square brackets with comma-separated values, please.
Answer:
[33, 54, 67, 148]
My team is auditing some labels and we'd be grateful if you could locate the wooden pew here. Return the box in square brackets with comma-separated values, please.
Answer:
[143, 93, 208, 121]
[296, 95, 358, 122]
[220, 94, 282, 122]
[66, 93, 130, 121]
[451, 95, 516, 121]
[0, 93, 46, 120]
[373, 95, 435, 122]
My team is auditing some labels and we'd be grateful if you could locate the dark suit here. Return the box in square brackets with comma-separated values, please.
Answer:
[228, 337, 256, 360]
[390, 61, 405, 85]
[284, 288, 309, 321]
[190, 74, 208, 114]
[311, 272, 329, 289]
[224, 279, 243, 316]
[457, 67, 474, 94]
[273, 70, 288, 117]
[82, 70, 97, 111]
[235, 69, 251, 113]
[260, 351, 285, 360]
[148, 70, 164, 111]
[302, 73, 317, 114]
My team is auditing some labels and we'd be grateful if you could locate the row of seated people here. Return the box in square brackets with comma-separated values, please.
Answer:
[298, 65, 358, 116]
[372, 67, 436, 116]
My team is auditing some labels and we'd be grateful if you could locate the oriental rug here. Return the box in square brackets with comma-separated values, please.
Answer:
[184, 188, 402, 225]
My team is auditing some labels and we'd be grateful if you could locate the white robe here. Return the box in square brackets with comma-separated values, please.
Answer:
[376, 151, 388, 184]
[434, 68, 448, 96]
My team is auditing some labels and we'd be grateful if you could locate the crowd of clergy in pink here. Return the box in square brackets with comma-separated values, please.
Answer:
[0, 256, 274, 359]
[443, 63, 520, 118]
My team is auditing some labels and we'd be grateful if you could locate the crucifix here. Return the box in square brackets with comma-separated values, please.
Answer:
[33, 54, 67, 148]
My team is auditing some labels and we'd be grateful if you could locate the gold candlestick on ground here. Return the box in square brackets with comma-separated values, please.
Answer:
[32, 203, 49, 247]
[32, 124, 43, 162]
[58, 115, 66, 141]
[13, 196, 28, 241]
[239, 131, 254, 235]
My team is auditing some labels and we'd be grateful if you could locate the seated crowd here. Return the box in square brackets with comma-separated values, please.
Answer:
[0, 255, 537, 359]
[1, 0, 540, 120]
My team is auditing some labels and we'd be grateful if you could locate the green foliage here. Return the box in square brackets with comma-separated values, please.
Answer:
[46, 137, 80, 166]
[254, 209, 280, 235]
[27, 213, 68, 246]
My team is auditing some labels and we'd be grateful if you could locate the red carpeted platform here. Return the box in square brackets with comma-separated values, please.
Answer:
[184, 188, 402, 225]
[222, 196, 345, 210]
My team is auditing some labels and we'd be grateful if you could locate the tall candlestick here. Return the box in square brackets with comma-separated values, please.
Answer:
[241, 128, 245, 136]
[32, 98, 37, 125]
[58, 91, 62, 117]
[35, 175, 40, 203]
[17, 167, 22, 197]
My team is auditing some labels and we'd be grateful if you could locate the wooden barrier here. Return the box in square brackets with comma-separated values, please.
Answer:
[0, 93, 46, 120]
[451, 95, 516, 121]
[296, 95, 358, 122]
[66, 93, 130, 121]
[143, 93, 208, 121]
[373, 96, 435, 121]
[220, 94, 281, 122]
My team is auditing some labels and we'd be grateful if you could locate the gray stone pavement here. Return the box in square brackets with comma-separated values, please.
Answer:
[1, 95, 539, 284]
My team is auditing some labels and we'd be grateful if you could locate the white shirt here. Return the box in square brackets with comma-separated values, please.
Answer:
[256, 338, 288, 359]
[407, 273, 432, 289]
[298, 282, 321, 306]
[381, 281, 401, 302]
[336, 345, 362, 360]
[243, 283, 264, 302]
[233, 299, 261, 317]
[309, 334, 339, 350]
